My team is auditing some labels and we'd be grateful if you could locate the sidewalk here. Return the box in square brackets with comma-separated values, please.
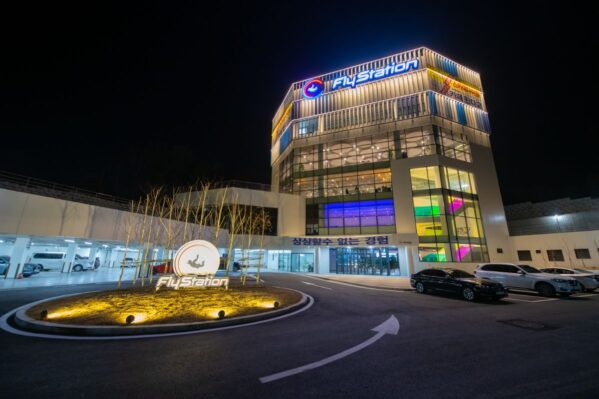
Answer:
[307, 273, 412, 290]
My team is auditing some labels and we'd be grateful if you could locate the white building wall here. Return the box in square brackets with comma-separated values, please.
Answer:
[0, 188, 225, 245]
[510, 230, 599, 270]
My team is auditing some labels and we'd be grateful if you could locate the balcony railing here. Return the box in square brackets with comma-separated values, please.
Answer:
[0, 170, 132, 211]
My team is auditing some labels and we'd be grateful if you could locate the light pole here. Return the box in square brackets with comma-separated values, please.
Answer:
[554, 214, 561, 233]
[554, 214, 573, 267]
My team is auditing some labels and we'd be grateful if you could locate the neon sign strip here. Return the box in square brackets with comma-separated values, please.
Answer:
[332, 60, 419, 90]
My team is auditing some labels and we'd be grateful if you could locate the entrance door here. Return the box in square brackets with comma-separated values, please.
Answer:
[290, 253, 314, 272]
[333, 247, 400, 276]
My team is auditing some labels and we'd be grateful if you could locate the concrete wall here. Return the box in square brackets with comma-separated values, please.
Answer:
[509, 230, 599, 270]
[0, 187, 224, 245]
[470, 143, 513, 262]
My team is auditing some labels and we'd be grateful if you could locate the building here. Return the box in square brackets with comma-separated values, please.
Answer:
[505, 197, 599, 269]
[10, 47, 594, 288]
[267, 47, 512, 275]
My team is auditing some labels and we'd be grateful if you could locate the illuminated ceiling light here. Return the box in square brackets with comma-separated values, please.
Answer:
[64, 239, 75, 243]
[84, 242, 92, 245]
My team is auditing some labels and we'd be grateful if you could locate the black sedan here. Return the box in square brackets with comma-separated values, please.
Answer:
[410, 268, 508, 301]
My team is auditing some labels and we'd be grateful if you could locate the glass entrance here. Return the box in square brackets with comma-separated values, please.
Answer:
[278, 252, 314, 272]
[332, 247, 400, 275]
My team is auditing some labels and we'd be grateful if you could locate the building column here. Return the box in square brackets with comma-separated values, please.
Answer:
[61, 243, 78, 273]
[316, 247, 330, 274]
[6, 237, 30, 279]
[88, 246, 99, 269]
[405, 246, 416, 276]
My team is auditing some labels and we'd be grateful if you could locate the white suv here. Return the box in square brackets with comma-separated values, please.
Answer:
[31, 252, 65, 271]
[474, 263, 580, 297]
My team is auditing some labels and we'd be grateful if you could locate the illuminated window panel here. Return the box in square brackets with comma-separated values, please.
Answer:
[419, 244, 449, 262]
[323, 200, 395, 231]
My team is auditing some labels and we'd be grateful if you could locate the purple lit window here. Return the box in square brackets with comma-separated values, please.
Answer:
[324, 200, 395, 228]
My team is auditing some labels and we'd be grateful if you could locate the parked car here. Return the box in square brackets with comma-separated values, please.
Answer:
[410, 268, 508, 301]
[573, 268, 599, 281]
[31, 252, 65, 271]
[152, 261, 173, 274]
[541, 268, 599, 292]
[71, 259, 94, 272]
[0, 256, 10, 276]
[474, 263, 580, 297]
[21, 263, 37, 277]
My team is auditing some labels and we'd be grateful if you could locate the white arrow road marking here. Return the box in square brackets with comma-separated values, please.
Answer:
[302, 281, 333, 290]
[259, 315, 399, 383]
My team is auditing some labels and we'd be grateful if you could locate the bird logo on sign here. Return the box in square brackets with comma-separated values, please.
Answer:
[302, 78, 324, 99]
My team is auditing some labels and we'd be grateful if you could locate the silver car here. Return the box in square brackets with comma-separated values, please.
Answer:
[541, 268, 599, 292]
[474, 263, 580, 297]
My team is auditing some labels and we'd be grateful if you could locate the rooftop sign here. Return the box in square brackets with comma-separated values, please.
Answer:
[331, 59, 419, 91]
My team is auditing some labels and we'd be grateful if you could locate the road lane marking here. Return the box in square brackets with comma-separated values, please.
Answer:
[301, 281, 332, 290]
[302, 275, 408, 293]
[259, 315, 399, 383]
[0, 291, 314, 341]
[576, 294, 597, 298]
[506, 297, 558, 303]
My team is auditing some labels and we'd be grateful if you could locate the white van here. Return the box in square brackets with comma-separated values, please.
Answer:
[31, 253, 65, 271]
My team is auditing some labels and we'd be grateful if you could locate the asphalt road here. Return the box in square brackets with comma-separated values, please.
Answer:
[1, 273, 599, 399]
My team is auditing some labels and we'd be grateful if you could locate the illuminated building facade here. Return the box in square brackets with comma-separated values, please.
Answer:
[270, 47, 512, 270]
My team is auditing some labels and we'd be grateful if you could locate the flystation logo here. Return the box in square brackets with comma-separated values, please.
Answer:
[332, 59, 419, 90]
[302, 78, 324, 99]
[156, 240, 229, 290]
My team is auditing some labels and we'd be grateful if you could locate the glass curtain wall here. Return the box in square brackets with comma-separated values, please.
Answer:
[410, 166, 488, 262]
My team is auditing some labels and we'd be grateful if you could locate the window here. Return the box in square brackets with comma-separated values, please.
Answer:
[298, 118, 318, 136]
[556, 269, 573, 274]
[481, 264, 503, 272]
[496, 248, 503, 254]
[547, 250, 564, 262]
[574, 248, 591, 259]
[502, 265, 520, 274]
[517, 250, 532, 261]
[421, 269, 446, 277]
[33, 253, 64, 259]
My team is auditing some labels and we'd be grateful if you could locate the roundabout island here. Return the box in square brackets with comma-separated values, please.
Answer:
[13, 283, 310, 337]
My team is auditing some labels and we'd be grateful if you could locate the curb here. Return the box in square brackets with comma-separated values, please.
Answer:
[13, 289, 310, 337]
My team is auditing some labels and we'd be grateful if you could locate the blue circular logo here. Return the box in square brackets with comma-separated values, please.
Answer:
[303, 78, 324, 99]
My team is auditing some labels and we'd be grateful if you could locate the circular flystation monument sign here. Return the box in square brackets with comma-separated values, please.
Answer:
[173, 240, 220, 276]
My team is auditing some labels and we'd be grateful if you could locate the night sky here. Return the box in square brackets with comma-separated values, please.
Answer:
[0, 1, 595, 205]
